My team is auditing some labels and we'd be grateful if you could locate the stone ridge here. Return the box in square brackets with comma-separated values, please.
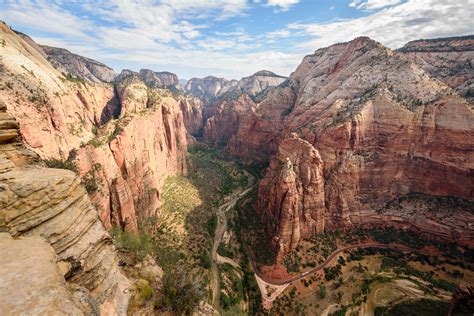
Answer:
[398, 35, 474, 52]
[40, 45, 117, 83]
[199, 35, 474, 259]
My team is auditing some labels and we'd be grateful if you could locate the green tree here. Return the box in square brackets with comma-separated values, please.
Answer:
[319, 284, 327, 299]
[154, 268, 204, 315]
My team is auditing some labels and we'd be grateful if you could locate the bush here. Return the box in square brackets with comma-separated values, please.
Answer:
[108, 124, 123, 142]
[137, 279, 154, 301]
[207, 215, 217, 237]
[198, 251, 211, 269]
[111, 227, 152, 260]
[319, 284, 327, 299]
[154, 268, 204, 315]
[43, 158, 78, 173]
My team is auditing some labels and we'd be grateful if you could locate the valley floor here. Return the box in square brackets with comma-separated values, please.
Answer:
[109, 144, 473, 316]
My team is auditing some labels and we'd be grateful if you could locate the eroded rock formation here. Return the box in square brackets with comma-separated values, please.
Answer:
[41, 45, 117, 83]
[256, 134, 325, 257]
[202, 36, 474, 258]
[0, 102, 130, 314]
[0, 21, 199, 233]
[398, 35, 474, 103]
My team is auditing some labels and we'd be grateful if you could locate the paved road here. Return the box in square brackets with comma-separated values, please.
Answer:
[246, 243, 416, 286]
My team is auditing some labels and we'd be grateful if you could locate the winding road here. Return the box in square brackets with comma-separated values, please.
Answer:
[246, 243, 417, 286]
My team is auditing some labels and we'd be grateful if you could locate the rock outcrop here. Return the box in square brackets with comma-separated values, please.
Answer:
[235, 70, 287, 98]
[184, 76, 238, 102]
[256, 134, 325, 258]
[0, 22, 200, 233]
[116, 69, 183, 91]
[41, 45, 116, 83]
[203, 36, 474, 258]
[0, 102, 131, 314]
[398, 35, 474, 103]
[0, 234, 87, 315]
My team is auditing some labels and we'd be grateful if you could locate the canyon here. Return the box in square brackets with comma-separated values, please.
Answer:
[0, 18, 473, 315]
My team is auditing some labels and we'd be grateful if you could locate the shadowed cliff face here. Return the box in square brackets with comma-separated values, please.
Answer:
[201, 36, 474, 258]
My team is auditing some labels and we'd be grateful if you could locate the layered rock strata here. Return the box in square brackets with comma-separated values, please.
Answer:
[203, 36, 474, 258]
[0, 102, 130, 314]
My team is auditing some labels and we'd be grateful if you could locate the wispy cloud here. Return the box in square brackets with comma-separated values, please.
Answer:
[0, 0, 472, 79]
[265, 0, 300, 11]
[349, 0, 402, 10]
[290, 0, 474, 50]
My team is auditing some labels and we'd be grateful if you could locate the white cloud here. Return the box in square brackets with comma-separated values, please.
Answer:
[266, 0, 300, 11]
[291, 0, 474, 50]
[0, 0, 472, 80]
[349, 0, 402, 10]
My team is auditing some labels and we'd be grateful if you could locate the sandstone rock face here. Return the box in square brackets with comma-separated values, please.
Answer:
[203, 94, 255, 145]
[74, 98, 189, 231]
[0, 21, 116, 158]
[116, 69, 183, 91]
[137, 69, 183, 90]
[184, 76, 238, 102]
[235, 70, 287, 97]
[256, 134, 325, 258]
[185, 71, 287, 124]
[205, 36, 474, 258]
[0, 23, 197, 233]
[398, 35, 474, 103]
[0, 105, 130, 314]
[41, 45, 116, 83]
[0, 233, 86, 315]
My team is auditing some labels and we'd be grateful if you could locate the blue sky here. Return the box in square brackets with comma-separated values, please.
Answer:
[1, 0, 473, 80]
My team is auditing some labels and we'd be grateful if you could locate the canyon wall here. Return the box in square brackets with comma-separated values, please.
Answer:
[203, 36, 474, 257]
[0, 21, 200, 232]
[0, 101, 130, 314]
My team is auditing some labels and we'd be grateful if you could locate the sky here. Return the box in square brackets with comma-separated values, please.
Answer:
[1, 0, 473, 80]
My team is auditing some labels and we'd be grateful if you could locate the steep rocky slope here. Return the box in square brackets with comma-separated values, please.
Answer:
[184, 76, 238, 102]
[0, 234, 86, 315]
[398, 35, 474, 103]
[0, 102, 130, 314]
[41, 45, 116, 83]
[235, 70, 287, 97]
[204, 36, 474, 258]
[116, 69, 184, 91]
[185, 71, 287, 123]
[0, 21, 199, 233]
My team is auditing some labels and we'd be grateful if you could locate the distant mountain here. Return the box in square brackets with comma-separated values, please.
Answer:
[184, 70, 287, 102]
[115, 69, 183, 91]
[40, 45, 116, 83]
[398, 35, 474, 103]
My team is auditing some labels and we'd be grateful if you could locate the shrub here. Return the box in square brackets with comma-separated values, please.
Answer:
[43, 158, 78, 173]
[207, 215, 217, 237]
[154, 268, 204, 315]
[110, 227, 152, 260]
[319, 284, 327, 299]
[137, 279, 154, 301]
[198, 251, 211, 269]
[108, 124, 123, 142]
